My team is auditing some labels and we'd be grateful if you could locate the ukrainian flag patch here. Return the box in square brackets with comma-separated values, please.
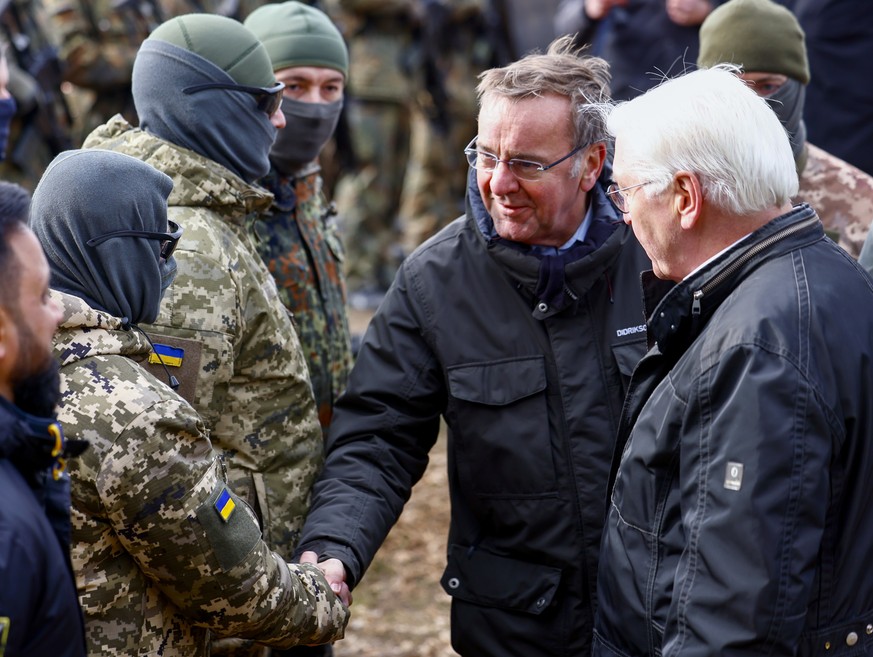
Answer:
[214, 488, 235, 523]
[149, 343, 184, 368]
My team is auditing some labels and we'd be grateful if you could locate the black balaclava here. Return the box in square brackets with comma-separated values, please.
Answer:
[270, 96, 342, 175]
[30, 149, 175, 324]
[764, 78, 808, 172]
[133, 39, 278, 183]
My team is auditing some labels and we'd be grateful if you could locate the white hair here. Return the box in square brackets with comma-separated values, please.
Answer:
[606, 65, 798, 215]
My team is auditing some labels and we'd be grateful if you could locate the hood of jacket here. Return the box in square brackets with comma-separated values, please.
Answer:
[52, 290, 152, 369]
[83, 115, 274, 227]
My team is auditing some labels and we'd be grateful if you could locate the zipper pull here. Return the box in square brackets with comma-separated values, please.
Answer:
[692, 289, 703, 316]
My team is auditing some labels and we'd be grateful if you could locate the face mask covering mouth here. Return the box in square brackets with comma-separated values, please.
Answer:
[270, 96, 342, 175]
[764, 78, 807, 171]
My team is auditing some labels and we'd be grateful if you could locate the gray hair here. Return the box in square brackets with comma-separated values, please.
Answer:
[477, 35, 612, 152]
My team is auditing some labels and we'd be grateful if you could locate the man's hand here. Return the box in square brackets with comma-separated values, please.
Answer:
[584, 0, 630, 21]
[665, 0, 714, 26]
[300, 551, 353, 607]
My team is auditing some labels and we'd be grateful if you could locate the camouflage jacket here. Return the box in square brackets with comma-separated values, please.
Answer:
[254, 164, 353, 435]
[84, 115, 324, 558]
[52, 291, 348, 657]
[796, 142, 873, 259]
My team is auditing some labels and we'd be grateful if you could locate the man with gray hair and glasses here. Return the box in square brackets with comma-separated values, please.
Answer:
[594, 65, 873, 657]
[294, 35, 650, 657]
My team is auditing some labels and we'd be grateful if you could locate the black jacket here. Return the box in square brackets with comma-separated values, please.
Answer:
[0, 398, 86, 657]
[297, 181, 651, 656]
[595, 205, 873, 656]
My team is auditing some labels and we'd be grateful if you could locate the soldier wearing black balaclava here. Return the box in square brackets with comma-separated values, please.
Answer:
[698, 0, 873, 260]
[245, 1, 354, 443]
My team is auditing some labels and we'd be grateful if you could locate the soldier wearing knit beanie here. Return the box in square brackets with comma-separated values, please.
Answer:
[698, 0, 809, 172]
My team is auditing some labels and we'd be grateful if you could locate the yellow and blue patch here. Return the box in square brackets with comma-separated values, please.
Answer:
[149, 344, 184, 368]
[214, 488, 235, 523]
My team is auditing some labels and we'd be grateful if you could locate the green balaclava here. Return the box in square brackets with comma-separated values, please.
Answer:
[133, 13, 279, 182]
[698, 0, 810, 173]
[245, 2, 349, 175]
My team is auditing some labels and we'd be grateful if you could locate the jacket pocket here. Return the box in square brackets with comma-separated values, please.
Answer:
[440, 543, 561, 615]
[446, 356, 555, 495]
[611, 337, 647, 379]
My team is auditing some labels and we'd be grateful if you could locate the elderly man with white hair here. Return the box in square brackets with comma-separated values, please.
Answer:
[593, 65, 873, 657]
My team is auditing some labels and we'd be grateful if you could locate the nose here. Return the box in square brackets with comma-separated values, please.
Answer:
[270, 107, 286, 129]
[488, 160, 520, 196]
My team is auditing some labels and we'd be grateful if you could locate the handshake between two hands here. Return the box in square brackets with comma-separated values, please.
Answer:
[299, 551, 353, 607]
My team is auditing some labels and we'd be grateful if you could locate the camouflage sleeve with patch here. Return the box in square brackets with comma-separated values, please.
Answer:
[95, 397, 348, 646]
[146, 206, 323, 557]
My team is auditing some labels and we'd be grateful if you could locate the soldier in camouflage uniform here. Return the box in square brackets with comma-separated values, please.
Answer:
[0, 0, 72, 189]
[321, 0, 416, 305]
[244, 1, 353, 437]
[84, 15, 325, 566]
[42, 0, 275, 148]
[697, 0, 873, 258]
[42, 0, 159, 145]
[397, 0, 497, 252]
[30, 148, 349, 656]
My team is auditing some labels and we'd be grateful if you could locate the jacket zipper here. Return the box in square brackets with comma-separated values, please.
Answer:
[691, 215, 819, 317]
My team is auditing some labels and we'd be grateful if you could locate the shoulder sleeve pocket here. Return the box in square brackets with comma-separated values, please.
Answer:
[440, 544, 561, 615]
[447, 356, 546, 405]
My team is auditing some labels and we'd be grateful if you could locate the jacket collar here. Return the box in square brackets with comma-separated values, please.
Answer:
[466, 167, 630, 314]
[52, 290, 151, 368]
[644, 203, 823, 354]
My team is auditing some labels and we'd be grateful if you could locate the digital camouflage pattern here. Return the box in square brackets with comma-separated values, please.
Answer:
[796, 142, 873, 259]
[84, 115, 324, 559]
[52, 290, 349, 657]
[254, 163, 353, 436]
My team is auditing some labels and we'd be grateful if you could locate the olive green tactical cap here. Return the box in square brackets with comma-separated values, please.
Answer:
[147, 13, 277, 87]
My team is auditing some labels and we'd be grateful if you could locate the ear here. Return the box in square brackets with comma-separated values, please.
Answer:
[579, 142, 607, 192]
[673, 171, 703, 230]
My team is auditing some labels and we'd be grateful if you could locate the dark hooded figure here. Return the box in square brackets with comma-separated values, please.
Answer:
[31, 148, 177, 325]
[28, 148, 349, 655]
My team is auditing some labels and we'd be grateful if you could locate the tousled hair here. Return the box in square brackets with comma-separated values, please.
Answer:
[0, 182, 31, 311]
[477, 35, 612, 166]
[607, 65, 798, 215]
